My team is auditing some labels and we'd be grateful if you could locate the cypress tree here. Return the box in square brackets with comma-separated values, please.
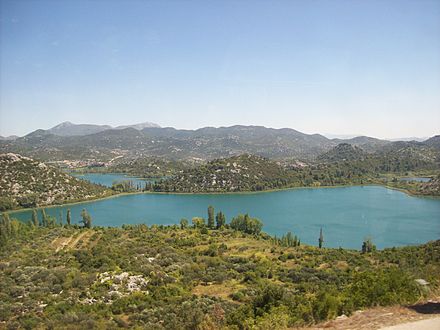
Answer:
[318, 228, 324, 248]
[31, 209, 39, 227]
[207, 205, 215, 229]
[216, 211, 226, 229]
[66, 209, 71, 226]
[41, 209, 48, 227]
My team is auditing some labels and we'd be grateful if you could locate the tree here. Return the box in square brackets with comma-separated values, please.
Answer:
[66, 209, 71, 226]
[230, 214, 262, 235]
[318, 228, 324, 248]
[207, 205, 215, 229]
[0, 213, 12, 243]
[41, 209, 48, 227]
[80, 209, 92, 228]
[0, 196, 16, 211]
[362, 238, 376, 253]
[279, 232, 299, 247]
[216, 211, 226, 229]
[31, 209, 39, 227]
[192, 217, 205, 229]
[180, 218, 188, 229]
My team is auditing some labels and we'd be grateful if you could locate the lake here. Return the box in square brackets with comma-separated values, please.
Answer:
[71, 173, 154, 188]
[10, 185, 440, 250]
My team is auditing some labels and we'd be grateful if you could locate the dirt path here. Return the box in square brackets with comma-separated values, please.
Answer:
[380, 317, 440, 330]
[52, 230, 94, 251]
[296, 301, 440, 330]
[52, 235, 75, 252]
[67, 230, 92, 249]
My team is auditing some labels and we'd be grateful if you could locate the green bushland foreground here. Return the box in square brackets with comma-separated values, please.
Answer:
[1, 209, 438, 329]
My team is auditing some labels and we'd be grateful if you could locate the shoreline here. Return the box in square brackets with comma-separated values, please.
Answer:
[5, 181, 439, 215]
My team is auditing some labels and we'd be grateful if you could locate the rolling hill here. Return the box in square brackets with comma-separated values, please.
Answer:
[151, 154, 294, 192]
[0, 153, 112, 210]
[317, 143, 368, 162]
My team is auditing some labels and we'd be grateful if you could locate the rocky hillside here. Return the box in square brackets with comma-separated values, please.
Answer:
[0, 153, 112, 210]
[102, 156, 193, 177]
[317, 143, 368, 162]
[317, 142, 439, 173]
[419, 176, 440, 196]
[0, 125, 385, 161]
[152, 154, 294, 192]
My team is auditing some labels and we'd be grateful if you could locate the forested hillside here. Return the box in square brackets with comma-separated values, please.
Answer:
[0, 153, 113, 211]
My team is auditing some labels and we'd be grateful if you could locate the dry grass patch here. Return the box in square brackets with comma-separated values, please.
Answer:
[192, 280, 245, 301]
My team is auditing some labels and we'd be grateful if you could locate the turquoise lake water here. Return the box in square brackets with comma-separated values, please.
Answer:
[10, 185, 440, 249]
[71, 173, 153, 188]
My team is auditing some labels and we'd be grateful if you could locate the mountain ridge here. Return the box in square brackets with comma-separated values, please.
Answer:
[46, 121, 161, 136]
[0, 123, 438, 162]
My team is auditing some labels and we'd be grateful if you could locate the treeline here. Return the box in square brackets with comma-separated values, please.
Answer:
[179, 206, 264, 236]
[0, 208, 93, 246]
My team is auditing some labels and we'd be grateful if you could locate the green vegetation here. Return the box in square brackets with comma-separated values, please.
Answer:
[0, 153, 113, 211]
[230, 214, 263, 235]
[150, 154, 293, 192]
[319, 228, 324, 249]
[80, 209, 92, 228]
[148, 151, 440, 196]
[83, 156, 192, 178]
[0, 210, 438, 329]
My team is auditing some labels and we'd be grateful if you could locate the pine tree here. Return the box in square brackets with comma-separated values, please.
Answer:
[31, 209, 39, 227]
[318, 228, 324, 248]
[207, 205, 215, 229]
[66, 209, 71, 226]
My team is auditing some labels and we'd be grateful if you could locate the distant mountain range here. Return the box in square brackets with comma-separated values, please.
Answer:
[46, 121, 161, 136]
[0, 122, 438, 162]
[0, 135, 19, 141]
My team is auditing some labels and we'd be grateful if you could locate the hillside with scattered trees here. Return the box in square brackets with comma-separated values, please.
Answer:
[151, 154, 296, 192]
[148, 149, 440, 195]
[0, 153, 113, 211]
[0, 208, 438, 329]
[317, 143, 368, 162]
[89, 156, 193, 178]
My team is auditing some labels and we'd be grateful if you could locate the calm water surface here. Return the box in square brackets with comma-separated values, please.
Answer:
[71, 173, 154, 188]
[10, 184, 440, 249]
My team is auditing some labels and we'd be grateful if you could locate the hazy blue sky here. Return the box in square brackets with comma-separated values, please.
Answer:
[1, 0, 439, 138]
